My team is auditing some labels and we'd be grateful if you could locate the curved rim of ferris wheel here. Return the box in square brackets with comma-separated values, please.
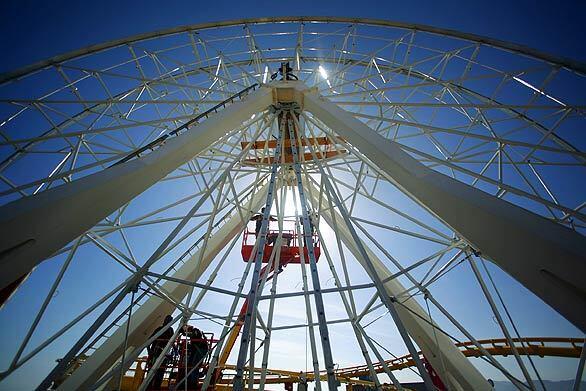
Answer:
[2, 15, 586, 85]
[2, 77, 585, 331]
[0, 16, 585, 391]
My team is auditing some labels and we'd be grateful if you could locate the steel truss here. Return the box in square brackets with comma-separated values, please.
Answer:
[0, 17, 584, 391]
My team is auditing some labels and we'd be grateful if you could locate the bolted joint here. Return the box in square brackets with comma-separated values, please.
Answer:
[127, 277, 141, 294]
[129, 282, 140, 294]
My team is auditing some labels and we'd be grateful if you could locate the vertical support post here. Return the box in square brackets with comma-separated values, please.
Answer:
[258, 183, 288, 390]
[287, 110, 338, 390]
[293, 114, 435, 390]
[469, 257, 536, 390]
[315, 217, 402, 390]
[290, 189, 323, 391]
[573, 337, 586, 391]
[117, 284, 138, 391]
[233, 115, 283, 391]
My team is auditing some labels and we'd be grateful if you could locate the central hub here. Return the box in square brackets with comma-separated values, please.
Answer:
[240, 81, 346, 166]
[270, 80, 306, 107]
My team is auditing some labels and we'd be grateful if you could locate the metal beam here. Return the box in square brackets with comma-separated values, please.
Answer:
[0, 87, 272, 291]
[56, 181, 270, 390]
[3, 17, 585, 86]
[305, 180, 491, 390]
[287, 112, 338, 390]
[303, 89, 586, 333]
[233, 116, 282, 391]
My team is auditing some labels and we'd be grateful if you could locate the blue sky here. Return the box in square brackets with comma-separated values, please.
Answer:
[2, 0, 585, 74]
[0, 1, 585, 389]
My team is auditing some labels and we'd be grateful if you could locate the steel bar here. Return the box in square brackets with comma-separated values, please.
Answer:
[469, 257, 536, 389]
[316, 216, 401, 389]
[303, 89, 586, 332]
[291, 189, 323, 391]
[233, 116, 283, 390]
[287, 112, 338, 390]
[573, 337, 586, 391]
[258, 177, 288, 391]
[0, 86, 272, 292]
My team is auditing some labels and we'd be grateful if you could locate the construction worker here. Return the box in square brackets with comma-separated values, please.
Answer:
[250, 207, 277, 243]
[177, 325, 194, 387]
[187, 327, 209, 384]
[147, 315, 174, 390]
[298, 372, 308, 391]
[300, 211, 317, 247]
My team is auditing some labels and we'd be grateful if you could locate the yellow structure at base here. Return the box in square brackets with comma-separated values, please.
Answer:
[119, 337, 583, 390]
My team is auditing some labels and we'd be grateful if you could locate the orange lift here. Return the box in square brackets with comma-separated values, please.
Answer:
[121, 329, 219, 391]
[214, 229, 321, 385]
[241, 229, 320, 264]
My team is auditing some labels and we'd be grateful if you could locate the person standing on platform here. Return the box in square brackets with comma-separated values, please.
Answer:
[146, 315, 174, 390]
[250, 207, 277, 243]
[300, 211, 317, 247]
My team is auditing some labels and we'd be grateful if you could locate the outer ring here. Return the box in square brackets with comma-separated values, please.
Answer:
[2, 16, 585, 85]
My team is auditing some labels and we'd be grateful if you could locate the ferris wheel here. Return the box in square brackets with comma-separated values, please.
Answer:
[0, 17, 584, 391]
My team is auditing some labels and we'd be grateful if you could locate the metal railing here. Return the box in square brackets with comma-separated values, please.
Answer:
[76, 175, 270, 361]
[110, 83, 260, 167]
[336, 337, 585, 378]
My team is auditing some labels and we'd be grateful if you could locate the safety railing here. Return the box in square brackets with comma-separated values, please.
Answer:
[77, 175, 270, 361]
[119, 332, 218, 391]
[242, 229, 319, 246]
[110, 83, 260, 167]
[336, 337, 585, 377]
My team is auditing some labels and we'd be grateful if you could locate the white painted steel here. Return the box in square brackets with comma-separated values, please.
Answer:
[305, 179, 491, 390]
[303, 88, 586, 333]
[57, 181, 269, 390]
[0, 87, 272, 290]
[0, 17, 584, 391]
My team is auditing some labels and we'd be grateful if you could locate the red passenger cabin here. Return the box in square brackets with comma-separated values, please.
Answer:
[241, 228, 320, 264]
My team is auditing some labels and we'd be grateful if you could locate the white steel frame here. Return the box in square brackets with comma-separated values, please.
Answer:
[0, 17, 584, 391]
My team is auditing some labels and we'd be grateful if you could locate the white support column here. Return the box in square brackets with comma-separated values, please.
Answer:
[57, 182, 269, 390]
[305, 180, 490, 390]
[0, 87, 272, 290]
[303, 90, 586, 332]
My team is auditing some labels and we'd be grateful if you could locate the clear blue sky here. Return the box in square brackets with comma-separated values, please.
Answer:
[0, 1, 584, 389]
[2, 0, 585, 74]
